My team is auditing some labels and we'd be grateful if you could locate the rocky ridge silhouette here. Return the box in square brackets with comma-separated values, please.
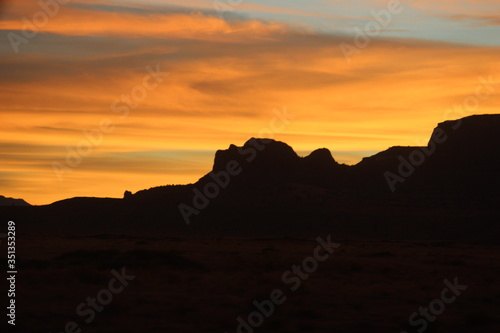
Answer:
[0, 114, 498, 240]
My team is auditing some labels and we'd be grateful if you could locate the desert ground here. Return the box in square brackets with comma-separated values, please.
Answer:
[6, 234, 500, 333]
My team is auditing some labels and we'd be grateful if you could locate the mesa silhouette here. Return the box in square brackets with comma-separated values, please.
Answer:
[2, 114, 499, 241]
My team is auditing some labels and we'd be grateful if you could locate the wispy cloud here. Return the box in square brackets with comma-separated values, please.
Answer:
[444, 14, 500, 27]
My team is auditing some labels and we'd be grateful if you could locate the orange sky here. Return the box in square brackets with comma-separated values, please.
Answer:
[0, 0, 499, 205]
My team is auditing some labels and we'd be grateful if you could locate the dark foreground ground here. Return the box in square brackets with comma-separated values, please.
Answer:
[3, 235, 500, 333]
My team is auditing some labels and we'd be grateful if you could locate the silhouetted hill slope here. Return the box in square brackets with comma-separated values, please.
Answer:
[355, 114, 500, 199]
[409, 115, 500, 198]
[1, 114, 498, 240]
[0, 195, 30, 207]
[303, 148, 342, 172]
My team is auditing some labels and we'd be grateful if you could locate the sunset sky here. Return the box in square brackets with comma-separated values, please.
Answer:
[0, 0, 499, 205]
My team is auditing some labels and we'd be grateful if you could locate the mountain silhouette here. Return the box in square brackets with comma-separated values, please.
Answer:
[302, 148, 341, 171]
[0, 195, 31, 207]
[1, 114, 498, 241]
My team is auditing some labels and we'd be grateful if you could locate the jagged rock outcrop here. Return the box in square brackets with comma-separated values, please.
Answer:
[212, 138, 300, 177]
